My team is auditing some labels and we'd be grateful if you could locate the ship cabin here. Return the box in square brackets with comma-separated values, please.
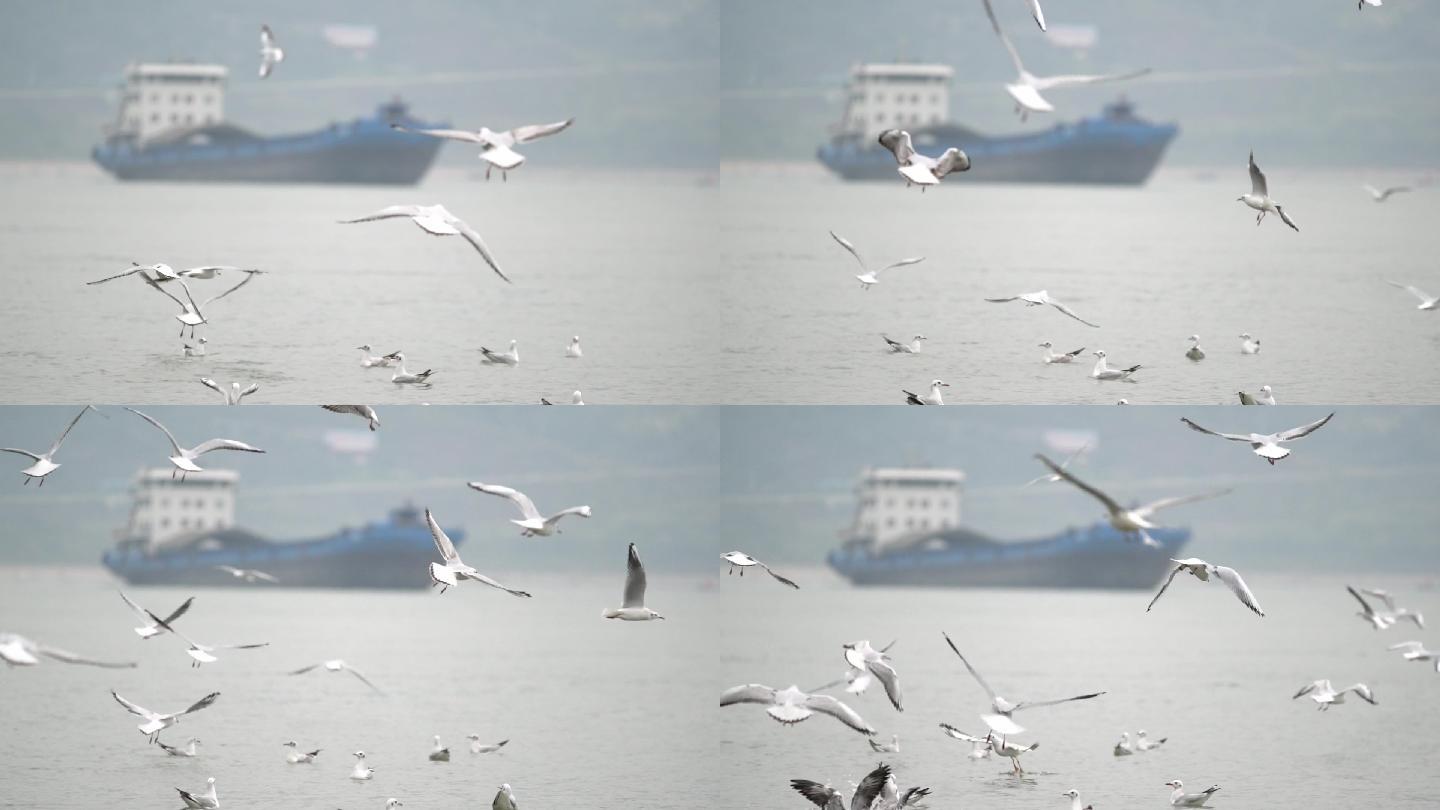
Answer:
[844, 467, 965, 551]
[836, 63, 954, 143]
[115, 468, 238, 552]
[108, 62, 228, 145]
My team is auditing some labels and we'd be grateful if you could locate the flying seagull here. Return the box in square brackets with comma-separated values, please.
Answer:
[720, 551, 799, 588]
[941, 631, 1104, 735]
[199, 378, 259, 405]
[903, 379, 949, 405]
[467, 482, 591, 536]
[843, 640, 903, 711]
[1386, 281, 1439, 311]
[791, 762, 892, 810]
[1361, 588, 1424, 628]
[1039, 341, 1085, 364]
[721, 683, 875, 734]
[1034, 453, 1229, 547]
[339, 204, 511, 283]
[877, 129, 970, 188]
[1, 632, 135, 668]
[830, 231, 924, 289]
[1023, 442, 1087, 487]
[986, 290, 1100, 327]
[1, 404, 98, 486]
[392, 118, 575, 181]
[1179, 412, 1334, 465]
[1293, 679, 1376, 710]
[111, 689, 220, 742]
[142, 271, 262, 339]
[938, 724, 994, 760]
[126, 408, 264, 478]
[604, 543, 664, 620]
[1238, 151, 1299, 231]
[289, 659, 384, 694]
[86, 262, 240, 286]
[145, 609, 269, 667]
[1147, 558, 1264, 616]
[1363, 183, 1410, 202]
[259, 25, 284, 78]
[425, 509, 531, 597]
[1387, 641, 1440, 672]
[320, 404, 380, 431]
[117, 591, 193, 640]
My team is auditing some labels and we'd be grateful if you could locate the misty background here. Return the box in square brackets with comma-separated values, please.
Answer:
[1, 405, 1437, 574]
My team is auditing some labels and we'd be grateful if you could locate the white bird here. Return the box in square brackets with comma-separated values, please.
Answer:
[843, 640, 904, 712]
[1147, 558, 1264, 617]
[1090, 350, 1140, 381]
[988, 733, 1041, 775]
[1179, 412, 1334, 465]
[830, 231, 925, 289]
[283, 740, 320, 764]
[350, 751, 376, 780]
[199, 377, 259, 405]
[604, 543, 664, 620]
[467, 735, 509, 754]
[1, 632, 135, 668]
[1359, 0, 1382, 8]
[176, 777, 218, 810]
[467, 482, 591, 536]
[480, 340, 520, 366]
[492, 784, 519, 810]
[259, 25, 284, 78]
[986, 290, 1100, 328]
[1237, 152, 1299, 231]
[393, 118, 575, 181]
[883, 334, 927, 354]
[1386, 281, 1439, 311]
[1035, 453, 1230, 548]
[1026, 0, 1047, 30]
[880, 772, 932, 809]
[1387, 641, 1440, 672]
[388, 798, 405, 807]
[981, 0, 1149, 119]
[386, 352, 436, 385]
[565, 336, 583, 358]
[791, 762, 891, 810]
[1293, 679, 1376, 710]
[1, 405, 98, 486]
[941, 632, 1105, 735]
[868, 734, 900, 753]
[321, 404, 381, 431]
[1185, 335, 1205, 362]
[903, 379, 949, 405]
[1116, 399, 1129, 405]
[1362, 588, 1425, 628]
[1237, 385, 1275, 406]
[144, 608, 269, 667]
[124, 407, 265, 478]
[429, 735, 451, 762]
[117, 591, 193, 639]
[1364, 183, 1409, 201]
[339, 205, 511, 283]
[357, 345, 398, 367]
[289, 658, 384, 693]
[1023, 442, 1087, 487]
[877, 128, 971, 188]
[86, 262, 238, 286]
[1040, 341, 1085, 364]
[1166, 781, 1221, 808]
[720, 551, 799, 588]
[720, 683, 875, 734]
[1114, 732, 1134, 756]
[425, 509, 531, 597]
[540, 391, 585, 405]
[110, 689, 220, 742]
[812, 640, 898, 698]
[1136, 729, 1167, 751]
[214, 565, 278, 583]
[1238, 333, 1261, 354]
[158, 737, 201, 758]
[939, 724, 994, 760]
[182, 337, 208, 357]
[142, 271, 262, 339]
[1346, 586, 1404, 630]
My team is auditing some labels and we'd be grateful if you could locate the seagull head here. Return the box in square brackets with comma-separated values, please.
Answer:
[1062, 789, 1080, 799]
[357, 344, 372, 351]
[572, 335, 580, 342]
[1260, 385, 1272, 394]
[1188, 334, 1199, 342]
[1093, 350, 1107, 358]
[1239, 333, 1252, 340]
[931, 379, 950, 388]
[914, 334, 927, 341]
[206, 778, 216, 786]
[283, 741, 297, 748]
[384, 351, 404, 361]
[1039, 341, 1053, 348]
[1138, 729, 1148, 736]
[354, 751, 366, 759]
[466, 734, 480, 741]
[1166, 780, 1183, 789]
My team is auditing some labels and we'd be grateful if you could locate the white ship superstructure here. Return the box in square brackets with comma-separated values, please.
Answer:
[109, 62, 228, 144]
[119, 469, 238, 550]
[834, 63, 953, 141]
[844, 467, 965, 550]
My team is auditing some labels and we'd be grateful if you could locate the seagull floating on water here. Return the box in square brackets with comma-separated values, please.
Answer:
[393, 118, 575, 181]
[878, 129, 970, 188]
[1293, 679, 1376, 710]
[429, 735, 451, 762]
[145, 608, 269, 667]
[830, 231, 924, 289]
[283, 741, 320, 764]
[425, 509, 531, 597]
[604, 543, 664, 620]
[1386, 281, 1439, 311]
[214, 565, 278, 583]
[126, 407, 264, 478]
[350, 751, 376, 780]
[118, 591, 193, 639]
[1363, 183, 1410, 202]
[480, 340, 520, 366]
[1136, 730, 1167, 751]
[492, 784, 519, 810]
[721, 683, 874, 734]
[1166, 781, 1220, 808]
[1185, 335, 1205, 361]
[1238, 333, 1261, 354]
[942, 631, 1105, 735]
[986, 290, 1099, 328]
[340, 205, 511, 283]
[357, 345, 398, 367]
[159, 737, 201, 758]
[1237, 385, 1275, 406]
[321, 405, 380, 431]
[259, 25, 284, 78]
[468, 735, 509, 754]
[1090, 350, 1139, 382]
[1, 405, 97, 486]
[1148, 558, 1264, 616]
[883, 334, 927, 354]
[1238, 152, 1299, 231]
[289, 658, 384, 693]
[540, 391, 585, 405]
[111, 689, 219, 742]
[199, 377, 258, 405]
[903, 379, 949, 405]
[720, 551, 799, 588]
[386, 352, 436, 385]
[565, 336, 583, 358]
[177, 777, 218, 810]
[1040, 341, 1085, 364]
[1179, 412, 1334, 465]
[1114, 732, 1134, 756]
[1035, 453, 1229, 548]
[182, 337, 208, 357]
[1, 632, 135, 668]
[468, 482, 591, 536]
[1359, 0, 1382, 8]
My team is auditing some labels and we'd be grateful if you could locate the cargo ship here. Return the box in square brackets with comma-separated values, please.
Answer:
[816, 63, 1177, 185]
[91, 62, 445, 184]
[826, 467, 1188, 590]
[101, 469, 459, 589]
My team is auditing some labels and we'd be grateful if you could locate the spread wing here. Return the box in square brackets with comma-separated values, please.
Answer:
[1346, 585, 1376, 616]
[1238, 391, 1257, 405]
[940, 632, 1000, 703]
[1276, 205, 1300, 232]
[201, 270, 260, 307]
[985, 295, 1021, 303]
[1248, 151, 1268, 197]
[124, 407, 184, 455]
[981, 0, 1027, 76]
[1278, 412, 1334, 442]
[877, 129, 915, 165]
[803, 693, 874, 735]
[236, 384, 260, 401]
[1134, 489, 1232, 519]
[1387, 281, 1433, 303]
[1179, 417, 1252, 443]
[876, 257, 924, 275]
[719, 683, 776, 706]
[47, 405, 95, 456]
[1033, 68, 1151, 91]
[425, 509, 460, 562]
[1362, 588, 1398, 611]
[389, 124, 485, 144]
[790, 780, 842, 809]
[339, 205, 425, 224]
[86, 263, 149, 285]
[510, 118, 574, 144]
[112, 690, 153, 717]
[1012, 691, 1105, 712]
[829, 230, 866, 270]
[260, 25, 278, 50]
[0, 447, 42, 462]
[759, 562, 799, 589]
[345, 665, 385, 694]
[199, 378, 225, 397]
[868, 658, 904, 711]
[157, 596, 195, 627]
[36, 644, 135, 668]
[289, 663, 321, 675]
[1028, 0, 1046, 30]
[1034, 453, 1124, 514]
[179, 691, 221, 716]
[622, 543, 648, 608]
[1047, 299, 1100, 328]
[190, 438, 264, 457]
[1146, 564, 1184, 611]
[938, 723, 988, 744]
[850, 763, 892, 810]
[468, 483, 541, 521]
[1214, 565, 1265, 616]
[451, 217, 512, 283]
[142, 275, 189, 310]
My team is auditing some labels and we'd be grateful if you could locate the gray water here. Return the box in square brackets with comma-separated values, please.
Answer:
[5, 566, 1439, 808]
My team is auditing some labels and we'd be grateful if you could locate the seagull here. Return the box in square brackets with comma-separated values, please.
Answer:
[988, 733, 1040, 775]
[350, 751, 376, 780]
[289, 659, 384, 693]
[1179, 412, 1334, 465]
[142, 271, 262, 339]
[981, 0, 1149, 119]
[1386, 281, 1439, 311]
[842, 641, 903, 712]
[1237, 385, 1276, 406]
[812, 640, 898, 698]
[720, 551, 799, 588]
[1238, 333, 1261, 354]
[830, 231, 924, 289]
[199, 378, 259, 405]
[791, 762, 890, 810]
[1346, 586, 1397, 630]
[339, 205, 511, 283]
[883, 334, 927, 354]
[321, 404, 381, 431]
[938, 724, 994, 760]
[1293, 679, 1376, 710]
[868, 734, 900, 753]
[393, 118, 575, 181]
[480, 340, 520, 366]
[1026, 0, 1047, 30]
[467, 736, 509, 754]
[1114, 732, 1134, 756]
[214, 565, 278, 583]
[1147, 558, 1264, 617]
[1, 404, 97, 486]
[941, 631, 1105, 735]
[1090, 350, 1140, 381]
[1023, 443, 1087, 487]
[903, 380, 949, 405]
[1185, 335, 1205, 361]
[1387, 641, 1440, 672]
[425, 508, 531, 597]
[1116, 399, 1129, 405]
[357, 345, 398, 367]
[492, 784, 519, 810]
[1364, 184, 1409, 201]
[604, 543, 664, 620]
[1136, 730, 1167, 751]
[1362, 588, 1425, 628]
[118, 591, 193, 639]
[110, 689, 219, 743]
[0, 632, 134, 668]
[1238, 152, 1299, 231]
[386, 352, 436, 385]
[877, 129, 970, 188]
[1359, 0, 1382, 8]
[566, 336, 583, 358]
[85, 262, 238, 286]
[182, 337, 208, 357]
[259, 25, 284, 78]
[1165, 781, 1221, 808]
[1036, 453, 1232, 548]
[467, 482, 591, 536]
[283, 741, 320, 764]
[144, 608, 269, 667]
[1062, 789, 1087, 810]
[158, 737, 201, 758]
[177, 777, 218, 810]
[1040, 341, 1085, 364]
[125, 408, 264, 479]
[721, 684, 874, 734]
[429, 735, 451, 762]
[880, 771, 931, 808]
[986, 290, 1100, 328]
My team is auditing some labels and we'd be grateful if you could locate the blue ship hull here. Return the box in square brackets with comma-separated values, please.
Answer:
[828, 523, 1189, 590]
[817, 102, 1178, 186]
[92, 101, 445, 185]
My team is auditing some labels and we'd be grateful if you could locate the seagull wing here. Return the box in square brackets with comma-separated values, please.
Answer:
[938, 723, 988, 744]
[156, 596, 195, 627]
[1277, 412, 1334, 442]
[468, 571, 532, 598]
[237, 384, 260, 401]
[940, 631, 1001, 703]
[622, 543, 648, 608]
[1248, 151, 1268, 197]
[1047, 299, 1100, 328]
[876, 129, 916, 165]
[1238, 391, 1257, 405]
[850, 763, 892, 810]
[288, 663, 321, 675]
[345, 665, 385, 694]
[1275, 205, 1300, 232]
[878, 257, 925, 274]
[1034, 453, 1124, 514]
[468, 483, 542, 521]
[260, 24, 278, 50]
[85, 264, 148, 285]
[1012, 691, 1105, 712]
[124, 408, 184, 456]
[338, 205, 425, 224]
[881, 334, 904, 350]
[1146, 564, 1185, 612]
[212, 641, 270, 650]
[1033, 67, 1151, 91]
[829, 230, 866, 271]
[720, 683, 777, 706]
[1213, 565, 1264, 616]
[452, 217, 513, 283]
[201, 270, 260, 307]
[112, 690, 154, 717]
[550, 505, 592, 523]
[1134, 488, 1232, 519]
[799, 693, 874, 735]
[759, 562, 800, 589]
[118, 590, 150, 621]
[247, 569, 279, 582]
[142, 275, 189, 310]
[1179, 417, 1252, 443]
[985, 295, 1021, 303]
[510, 118, 575, 144]
[36, 644, 135, 668]
[1346, 585, 1377, 617]
[868, 658, 904, 711]
[46, 405, 95, 457]
[178, 691, 221, 716]
[790, 780, 842, 809]
[1361, 588, 1398, 611]
[1386, 281, 1433, 303]
[190, 438, 264, 457]
[981, 0, 1027, 77]
[1028, 0, 1046, 30]
[425, 509, 460, 562]
[389, 125, 484, 144]
[198, 377, 225, 398]
[0, 447, 42, 462]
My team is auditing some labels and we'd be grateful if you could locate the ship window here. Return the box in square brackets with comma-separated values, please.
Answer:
[931, 94, 940, 103]
[150, 93, 158, 103]
[170, 113, 178, 123]
[159, 518, 170, 528]
[185, 94, 193, 104]
[920, 499, 929, 508]
[885, 518, 895, 528]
